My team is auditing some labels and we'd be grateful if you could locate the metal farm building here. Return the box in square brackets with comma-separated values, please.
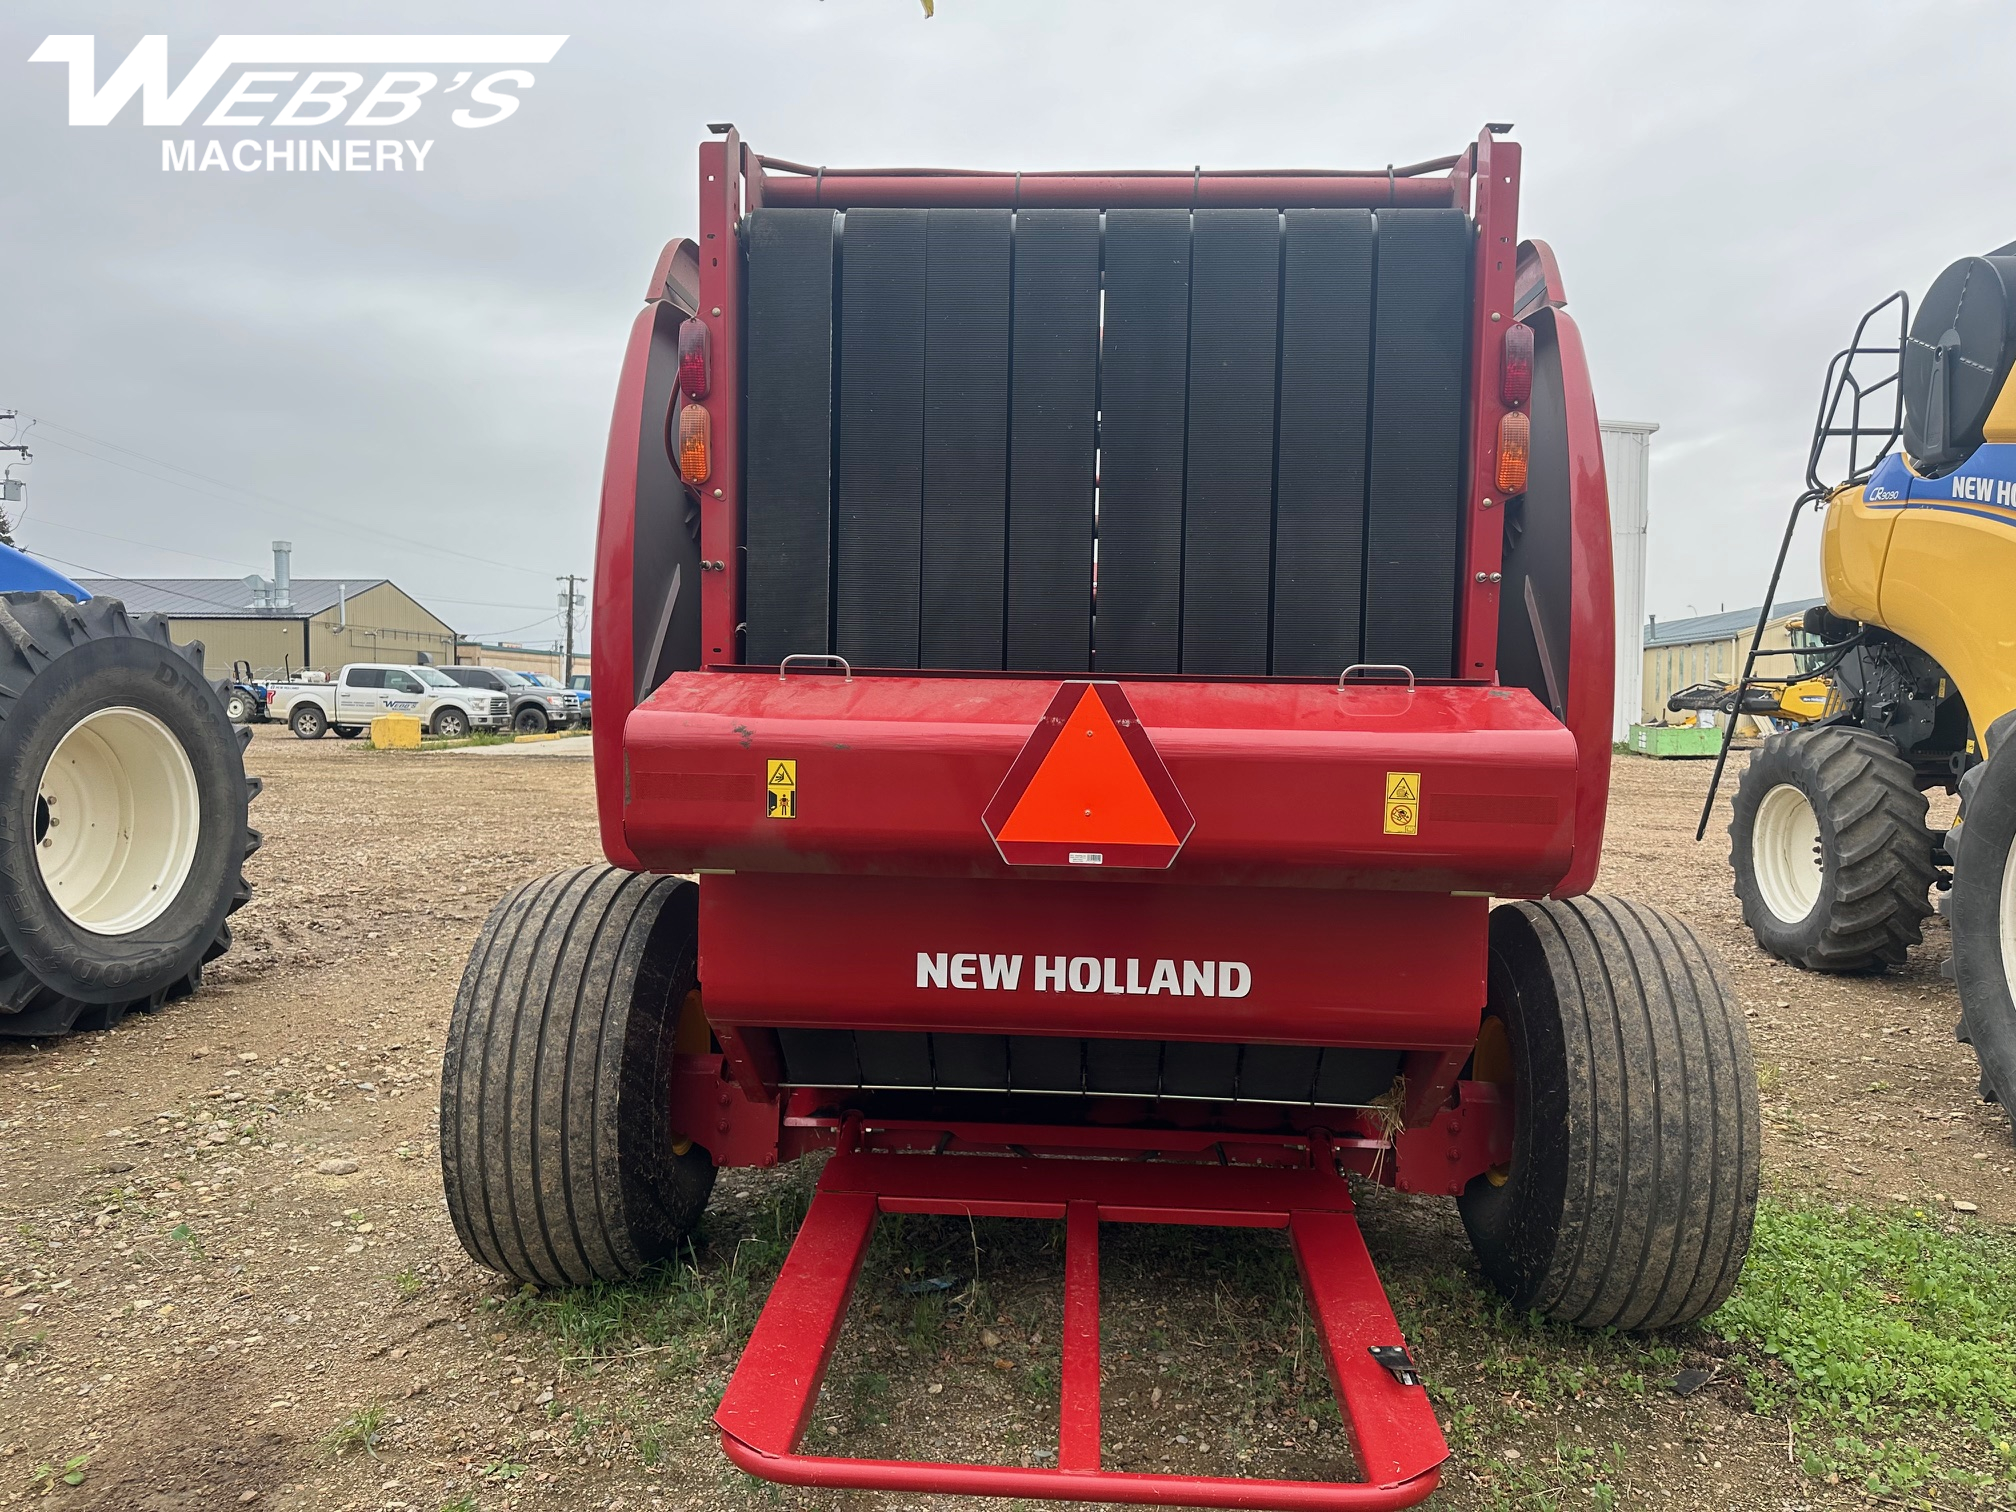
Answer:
[77, 544, 456, 679]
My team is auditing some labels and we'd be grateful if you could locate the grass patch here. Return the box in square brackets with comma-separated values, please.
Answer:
[499, 1175, 813, 1428]
[319, 1402, 389, 1460]
[1714, 1199, 2016, 1496]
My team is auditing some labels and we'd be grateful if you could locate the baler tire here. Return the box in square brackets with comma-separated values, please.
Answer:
[1457, 896, 1760, 1331]
[440, 865, 715, 1287]
[1948, 748, 2016, 1127]
[0, 593, 259, 1039]
[1729, 725, 1936, 973]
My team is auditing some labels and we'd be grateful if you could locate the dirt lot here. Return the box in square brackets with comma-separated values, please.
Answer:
[0, 733, 2008, 1512]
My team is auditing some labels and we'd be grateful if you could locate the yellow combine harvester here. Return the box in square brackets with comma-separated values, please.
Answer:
[1704, 246, 2016, 1126]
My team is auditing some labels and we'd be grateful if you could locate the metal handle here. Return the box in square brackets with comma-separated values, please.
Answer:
[1338, 663, 1416, 690]
[779, 653, 853, 682]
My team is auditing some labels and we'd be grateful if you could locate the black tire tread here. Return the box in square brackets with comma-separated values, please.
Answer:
[1730, 726, 1936, 972]
[0, 593, 257, 1038]
[440, 865, 713, 1287]
[1461, 896, 1759, 1331]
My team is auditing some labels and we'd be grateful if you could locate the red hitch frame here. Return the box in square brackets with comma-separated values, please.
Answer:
[714, 1122, 1448, 1510]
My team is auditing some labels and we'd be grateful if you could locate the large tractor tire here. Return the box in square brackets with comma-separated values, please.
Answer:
[223, 689, 255, 724]
[1949, 746, 2016, 1125]
[0, 594, 259, 1038]
[1458, 897, 1759, 1331]
[1729, 726, 1936, 972]
[441, 866, 715, 1286]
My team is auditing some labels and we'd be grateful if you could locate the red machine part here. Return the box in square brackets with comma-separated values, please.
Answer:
[712, 1130, 1448, 1510]
[698, 875, 1486, 1049]
[624, 674, 1578, 895]
[1534, 302, 1615, 897]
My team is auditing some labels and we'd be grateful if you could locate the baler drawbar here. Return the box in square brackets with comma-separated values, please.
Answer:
[439, 125, 1760, 1509]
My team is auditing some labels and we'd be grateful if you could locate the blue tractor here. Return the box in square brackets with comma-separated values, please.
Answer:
[0, 544, 259, 1035]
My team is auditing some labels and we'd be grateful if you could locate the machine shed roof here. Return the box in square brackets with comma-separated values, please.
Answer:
[74, 577, 390, 619]
[1643, 599, 1823, 649]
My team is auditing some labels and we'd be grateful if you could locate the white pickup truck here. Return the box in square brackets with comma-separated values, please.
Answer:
[265, 663, 511, 740]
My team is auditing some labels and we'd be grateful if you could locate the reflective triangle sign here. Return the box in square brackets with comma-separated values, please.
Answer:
[983, 682, 1193, 868]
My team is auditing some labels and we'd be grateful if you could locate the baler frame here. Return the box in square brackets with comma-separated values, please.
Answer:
[418, 121, 1761, 1512]
[715, 1118, 1448, 1509]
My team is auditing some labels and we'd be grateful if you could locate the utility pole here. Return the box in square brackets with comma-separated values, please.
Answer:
[0, 412, 31, 547]
[557, 574, 585, 685]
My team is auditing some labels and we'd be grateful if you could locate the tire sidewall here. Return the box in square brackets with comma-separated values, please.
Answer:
[0, 634, 247, 1003]
[434, 708, 468, 738]
[1953, 748, 2016, 1108]
[1730, 732, 1834, 953]
[1458, 905, 1572, 1311]
[612, 880, 709, 1260]
[515, 705, 548, 735]
[291, 704, 325, 739]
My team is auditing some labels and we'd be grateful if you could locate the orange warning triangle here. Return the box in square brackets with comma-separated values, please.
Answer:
[994, 685, 1179, 846]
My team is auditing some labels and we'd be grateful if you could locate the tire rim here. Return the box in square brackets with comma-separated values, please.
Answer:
[1754, 782, 1825, 924]
[35, 706, 201, 936]
[2000, 834, 2016, 1006]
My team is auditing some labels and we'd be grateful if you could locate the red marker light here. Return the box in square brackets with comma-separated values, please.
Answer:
[1501, 322, 1534, 407]
[677, 320, 711, 401]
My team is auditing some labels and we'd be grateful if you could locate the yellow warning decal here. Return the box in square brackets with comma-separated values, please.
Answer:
[1384, 771, 1420, 836]
[767, 759, 797, 820]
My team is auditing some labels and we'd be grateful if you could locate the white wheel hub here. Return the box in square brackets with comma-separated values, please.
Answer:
[1999, 834, 2016, 1005]
[1754, 782, 1825, 924]
[35, 707, 201, 935]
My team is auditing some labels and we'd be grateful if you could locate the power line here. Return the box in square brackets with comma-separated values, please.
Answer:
[25, 548, 275, 616]
[23, 516, 265, 574]
[462, 613, 561, 641]
[23, 418, 562, 580]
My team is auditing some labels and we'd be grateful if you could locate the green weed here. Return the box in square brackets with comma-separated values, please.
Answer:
[319, 1402, 389, 1460]
[28, 1453, 90, 1492]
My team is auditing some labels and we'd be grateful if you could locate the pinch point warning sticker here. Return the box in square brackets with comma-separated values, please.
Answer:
[767, 759, 797, 820]
[1384, 771, 1420, 836]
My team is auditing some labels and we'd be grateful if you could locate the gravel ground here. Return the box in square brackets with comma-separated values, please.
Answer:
[0, 732, 2005, 1511]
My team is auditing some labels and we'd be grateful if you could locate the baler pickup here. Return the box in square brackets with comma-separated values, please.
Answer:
[714, 1122, 1447, 1510]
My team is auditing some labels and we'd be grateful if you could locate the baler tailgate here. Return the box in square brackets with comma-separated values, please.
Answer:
[715, 1136, 1447, 1510]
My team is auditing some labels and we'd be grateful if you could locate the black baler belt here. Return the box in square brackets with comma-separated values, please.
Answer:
[1096, 209, 1191, 674]
[835, 209, 928, 668]
[1363, 208, 1471, 675]
[920, 210, 1013, 670]
[1181, 210, 1281, 676]
[1272, 209, 1375, 676]
[1005, 209, 1100, 673]
[743, 209, 838, 665]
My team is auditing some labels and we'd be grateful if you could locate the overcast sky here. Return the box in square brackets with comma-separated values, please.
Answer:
[2, 0, 2008, 651]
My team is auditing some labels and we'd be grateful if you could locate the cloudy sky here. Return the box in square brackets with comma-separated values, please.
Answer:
[1, 0, 2008, 651]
